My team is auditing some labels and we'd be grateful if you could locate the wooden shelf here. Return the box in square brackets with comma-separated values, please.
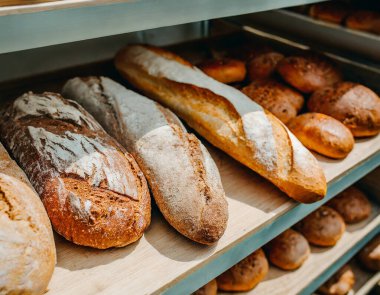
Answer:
[220, 202, 380, 295]
[46, 136, 380, 295]
[0, 0, 325, 54]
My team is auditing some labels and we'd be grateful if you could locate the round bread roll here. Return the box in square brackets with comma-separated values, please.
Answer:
[247, 51, 284, 81]
[217, 248, 268, 291]
[296, 206, 346, 247]
[287, 113, 354, 159]
[276, 54, 342, 93]
[241, 79, 304, 124]
[308, 82, 380, 137]
[267, 229, 310, 270]
[0, 173, 56, 295]
[345, 11, 380, 34]
[309, 2, 351, 24]
[327, 186, 371, 224]
[192, 279, 217, 295]
[197, 58, 246, 84]
[318, 264, 355, 295]
[358, 235, 380, 271]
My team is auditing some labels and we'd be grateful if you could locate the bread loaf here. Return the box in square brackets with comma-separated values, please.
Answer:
[0, 92, 151, 249]
[192, 279, 217, 295]
[287, 113, 354, 159]
[318, 264, 355, 295]
[345, 11, 380, 34]
[0, 143, 55, 295]
[62, 76, 228, 244]
[216, 248, 268, 291]
[309, 2, 350, 24]
[247, 51, 284, 81]
[198, 58, 246, 84]
[358, 235, 380, 271]
[115, 44, 327, 203]
[308, 82, 380, 137]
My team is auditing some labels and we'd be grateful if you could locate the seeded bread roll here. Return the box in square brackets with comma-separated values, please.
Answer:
[247, 51, 284, 81]
[115, 44, 327, 203]
[287, 113, 354, 159]
[327, 187, 371, 224]
[308, 82, 380, 137]
[216, 248, 269, 291]
[62, 76, 228, 245]
[295, 206, 346, 247]
[309, 2, 351, 24]
[193, 279, 217, 295]
[318, 264, 355, 295]
[267, 229, 310, 270]
[0, 92, 151, 249]
[242, 79, 304, 124]
[198, 58, 246, 84]
[276, 54, 342, 93]
[358, 235, 380, 271]
[0, 143, 56, 295]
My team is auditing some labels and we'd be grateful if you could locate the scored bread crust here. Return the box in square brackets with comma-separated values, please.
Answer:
[115, 44, 327, 203]
[0, 92, 151, 249]
[62, 76, 228, 245]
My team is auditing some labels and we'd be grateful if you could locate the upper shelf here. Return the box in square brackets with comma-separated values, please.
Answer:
[0, 0, 324, 54]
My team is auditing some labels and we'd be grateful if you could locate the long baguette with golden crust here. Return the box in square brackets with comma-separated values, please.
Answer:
[115, 45, 327, 203]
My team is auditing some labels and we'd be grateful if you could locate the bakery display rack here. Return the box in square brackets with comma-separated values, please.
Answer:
[1, 1, 380, 294]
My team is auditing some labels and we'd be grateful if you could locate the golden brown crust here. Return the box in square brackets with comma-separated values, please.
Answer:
[287, 113, 354, 159]
[308, 82, 380, 137]
[309, 2, 351, 24]
[198, 58, 246, 84]
[216, 248, 268, 291]
[318, 264, 355, 295]
[345, 11, 380, 34]
[295, 206, 346, 247]
[192, 279, 217, 295]
[358, 235, 380, 271]
[276, 54, 342, 93]
[327, 186, 372, 224]
[267, 229, 310, 270]
[242, 79, 304, 124]
[247, 51, 284, 81]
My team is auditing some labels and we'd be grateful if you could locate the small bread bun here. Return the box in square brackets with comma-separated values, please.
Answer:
[309, 2, 351, 24]
[276, 54, 342, 93]
[287, 113, 354, 159]
[318, 264, 355, 295]
[247, 51, 284, 81]
[327, 186, 371, 224]
[308, 82, 380, 137]
[267, 229, 310, 270]
[193, 279, 217, 295]
[197, 58, 246, 84]
[242, 79, 304, 124]
[358, 235, 380, 271]
[296, 206, 346, 247]
[345, 11, 380, 34]
[217, 248, 268, 291]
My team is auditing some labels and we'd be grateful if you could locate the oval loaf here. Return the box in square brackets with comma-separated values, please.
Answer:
[62, 76, 228, 244]
[0, 92, 151, 249]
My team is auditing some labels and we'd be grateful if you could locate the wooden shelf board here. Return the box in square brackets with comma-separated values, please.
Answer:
[46, 135, 380, 295]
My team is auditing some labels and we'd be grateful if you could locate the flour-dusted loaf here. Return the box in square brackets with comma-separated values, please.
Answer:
[0, 143, 56, 295]
[0, 92, 151, 249]
[62, 76, 228, 244]
[115, 45, 327, 203]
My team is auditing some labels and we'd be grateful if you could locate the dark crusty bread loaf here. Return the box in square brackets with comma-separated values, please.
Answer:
[242, 79, 304, 124]
[115, 44, 327, 203]
[287, 113, 354, 159]
[266, 229, 310, 270]
[216, 248, 268, 291]
[0, 143, 56, 295]
[308, 82, 380, 137]
[276, 54, 342, 93]
[0, 92, 151, 249]
[62, 76, 228, 245]
[247, 51, 284, 81]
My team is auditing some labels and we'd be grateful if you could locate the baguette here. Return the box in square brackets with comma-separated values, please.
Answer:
[0, 92, 151, 249]
[0, 143, 56, 295]
[115, 45, 327, 203]
[62, 76, 228, 244]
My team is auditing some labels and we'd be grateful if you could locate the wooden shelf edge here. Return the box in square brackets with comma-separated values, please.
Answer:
[160, 152, 380, 295]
